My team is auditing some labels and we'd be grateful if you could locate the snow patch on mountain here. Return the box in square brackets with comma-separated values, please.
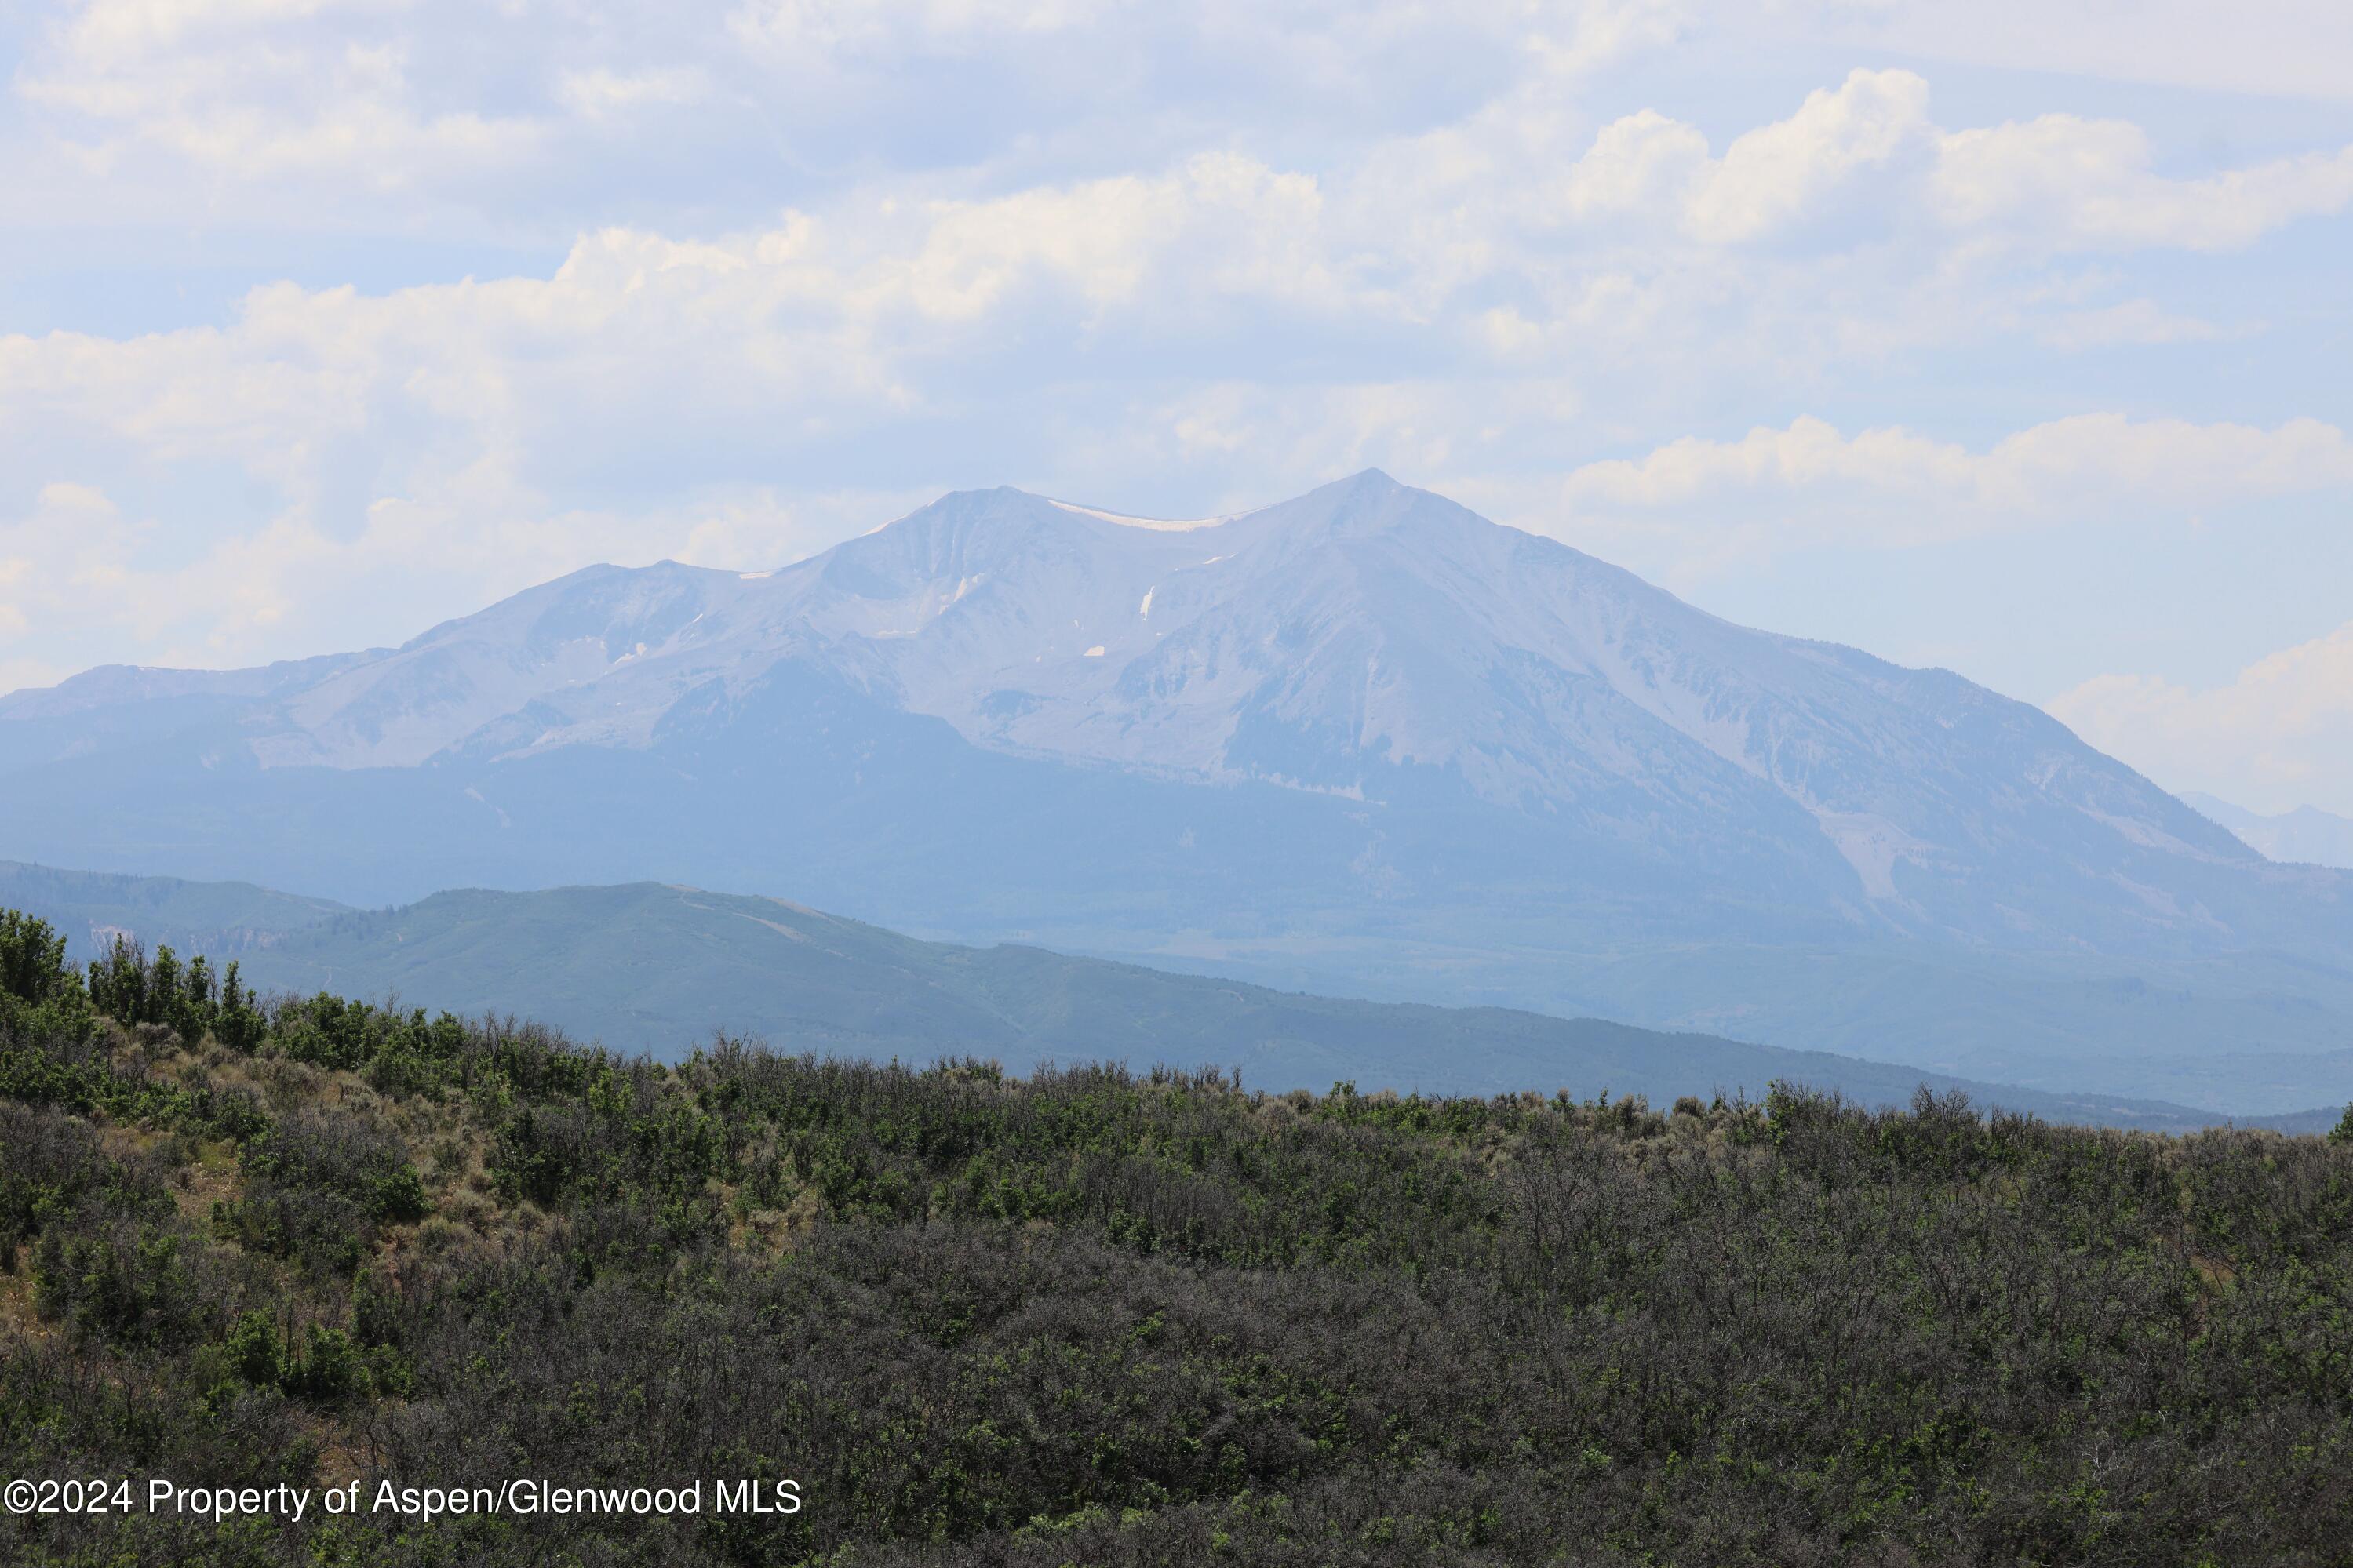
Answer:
[1047, 499, 1251, 532]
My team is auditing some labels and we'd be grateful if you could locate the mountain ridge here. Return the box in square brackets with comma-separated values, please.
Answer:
[4, 859, 2331, 1130]
[2, 472, 2348, 1083]
[2185, 791, 2353, 871]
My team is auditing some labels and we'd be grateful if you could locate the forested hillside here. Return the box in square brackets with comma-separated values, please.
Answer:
[16, 866, 2334, 1124]
[5, 910, 2353, 1565]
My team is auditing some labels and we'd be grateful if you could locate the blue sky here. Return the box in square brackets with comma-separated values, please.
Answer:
[2, 0, 2350, 812]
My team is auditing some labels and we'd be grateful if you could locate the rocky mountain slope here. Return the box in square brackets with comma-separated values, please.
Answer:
[5, 473, 2349, 1084]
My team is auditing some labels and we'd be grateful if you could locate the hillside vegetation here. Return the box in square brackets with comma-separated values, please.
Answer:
[5, 908, 2353, 1565]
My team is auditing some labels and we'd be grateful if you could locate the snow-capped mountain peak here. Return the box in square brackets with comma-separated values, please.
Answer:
[0, 472, 2273, 955]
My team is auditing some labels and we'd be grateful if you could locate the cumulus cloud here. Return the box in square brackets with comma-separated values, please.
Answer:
[1526, 65, 1932, 247]
[1555, 109, 1708, 222]
[1683, 68, 1931, 243]
[19, 1, 547, 195]
[2049, 625, 2353, 817]
[1541, 413, 2353, 561]
[894, 153, 1336, 322]
[1931, 115, 2353, 252]
[0, 482, 168, 666]
[4, 0, 1670, 235]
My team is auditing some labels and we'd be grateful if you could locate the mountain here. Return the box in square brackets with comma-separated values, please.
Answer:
[4, 472, 2350, 1088]
[0, 860, 350, 963]
[2184, 792, 2353, 871]
[5, 863, 2318, 1129]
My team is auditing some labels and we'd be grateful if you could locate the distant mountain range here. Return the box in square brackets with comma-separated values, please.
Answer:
[4, 860, 2333, 1132]
[3, 471, 2350, 1093]
[0, 858, 348, 958]
[2184, 792, 2353, 871]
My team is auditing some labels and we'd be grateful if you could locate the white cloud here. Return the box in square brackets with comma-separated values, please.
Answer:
[2049, 624, 2353, 817]
[1684, 67, 1930, 242]
[0, 482, 154, 664]
[1556, 109, 1709, 222]
[554, 67, 710, 121]
[1475, 68, 2353, 267]
[1365, 66, 1932, 249]
[1544, 413, 2353, 558]
[1931, 115, 2353, 252]
[5, 0, 1674, 231]
[18, 7, 546, 192]
[895, 153, 1335, 322]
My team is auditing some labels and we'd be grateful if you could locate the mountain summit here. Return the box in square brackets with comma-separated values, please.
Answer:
[5, 473, 2348, 1079]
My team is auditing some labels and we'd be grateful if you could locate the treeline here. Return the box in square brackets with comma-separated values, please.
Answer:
[4, 908, 2353, 1565]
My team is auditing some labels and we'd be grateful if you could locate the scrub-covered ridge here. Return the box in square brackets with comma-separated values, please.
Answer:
[5, 911, 2353, 1565]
